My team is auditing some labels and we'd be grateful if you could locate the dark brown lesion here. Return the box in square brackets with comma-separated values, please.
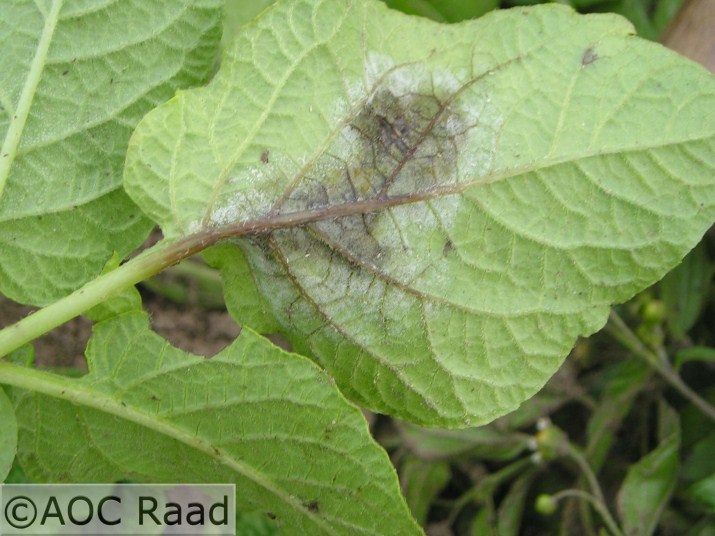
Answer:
[276, 89, 463, 272]
[442, 239, 453, 257]
[260, 81, 470, 269]
[581, 46, 598, 66]
[277, 82, 467, 224]
[348, 88, 463, 202]
[376, 113, 410, 154]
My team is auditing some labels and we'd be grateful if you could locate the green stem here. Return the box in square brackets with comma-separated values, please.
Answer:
[447, 457, 533, 525]
[0, 234, 211, 358]
[606, 309, 715, 422]
[551, 489, 624, 536]
[560, 442, 606, 507]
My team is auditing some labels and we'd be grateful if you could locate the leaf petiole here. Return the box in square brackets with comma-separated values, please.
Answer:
[0, 236, 205, 358]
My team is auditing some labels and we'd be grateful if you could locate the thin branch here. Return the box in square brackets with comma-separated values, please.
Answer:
[606, 309, 715, 422]
[551, 489, 624, 536]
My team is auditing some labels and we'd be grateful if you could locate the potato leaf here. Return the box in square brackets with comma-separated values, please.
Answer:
[0, 388, 17, 481]
[0, 0, 222, 305]
[125, 0, 715, 426]
[11, 312, 420, 534]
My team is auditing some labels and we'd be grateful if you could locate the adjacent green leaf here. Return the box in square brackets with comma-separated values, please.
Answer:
[0, 387, 17, 481]
[494, 390, 569, 430]
[674, 346, 715, 371]
[3, 462, 30, 484]
[587, 0, 687, 40]
[601, 0, 658, 39]
[235, 511, 279, 536]
[383, 0, 498, 22]
[471, 506, 497, 536]
[398, 422, 529, 460]
[0, 0, 223, 305]
[570, 0, 608, 8]
[687, 522, 715, 536]
[617, 402, 681, 536]
[683, 433, 715, 482]
[400, 457, 450, 525]
[496, 469, 538, 536]
[222, 0, 278, 50]
[651, 0, 687, 36]
[660, 242, 712, 340]
[12, 311, 420, 534]
[204, 244, 282, 334]
[688, 473, 715, 511]
[681, 386, 715, 449]
[586, 360, 650, 470]
[125, 0, 715, 427]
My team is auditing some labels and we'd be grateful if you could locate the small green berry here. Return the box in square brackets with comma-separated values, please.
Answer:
[535, 494, 557, 515]
[642, 300, 666, 324]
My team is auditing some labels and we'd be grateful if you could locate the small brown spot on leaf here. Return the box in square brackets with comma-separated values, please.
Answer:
[582, 47, 598, 66]
[303, 499, 320, 513]
[442, 239, 453, 257]
[266, 512, 276, 520]
[261, 149, 270, 164]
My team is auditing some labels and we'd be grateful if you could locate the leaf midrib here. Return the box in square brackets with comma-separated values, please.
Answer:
[1, 361, 336, 533]
[186, 135, 713, 243]
[0, 0, 64, 201]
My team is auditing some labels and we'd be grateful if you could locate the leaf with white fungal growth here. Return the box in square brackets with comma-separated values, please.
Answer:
[125, 0, 715, 427]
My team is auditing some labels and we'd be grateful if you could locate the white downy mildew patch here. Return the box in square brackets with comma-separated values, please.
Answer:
[183, 152, 303, 234]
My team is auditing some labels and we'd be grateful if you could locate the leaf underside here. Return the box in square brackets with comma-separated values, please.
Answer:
[0, 0, 223, 305]
[13, 311, 420, 535]
[125, 0, 715, 426]
[0, 387, 18, 481]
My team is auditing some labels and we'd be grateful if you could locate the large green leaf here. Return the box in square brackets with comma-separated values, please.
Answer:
[125, 0, 715, 427]
[0, 387, 17, 481]
[11, 312, 420, 534]
[0, 0, 223, 305]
